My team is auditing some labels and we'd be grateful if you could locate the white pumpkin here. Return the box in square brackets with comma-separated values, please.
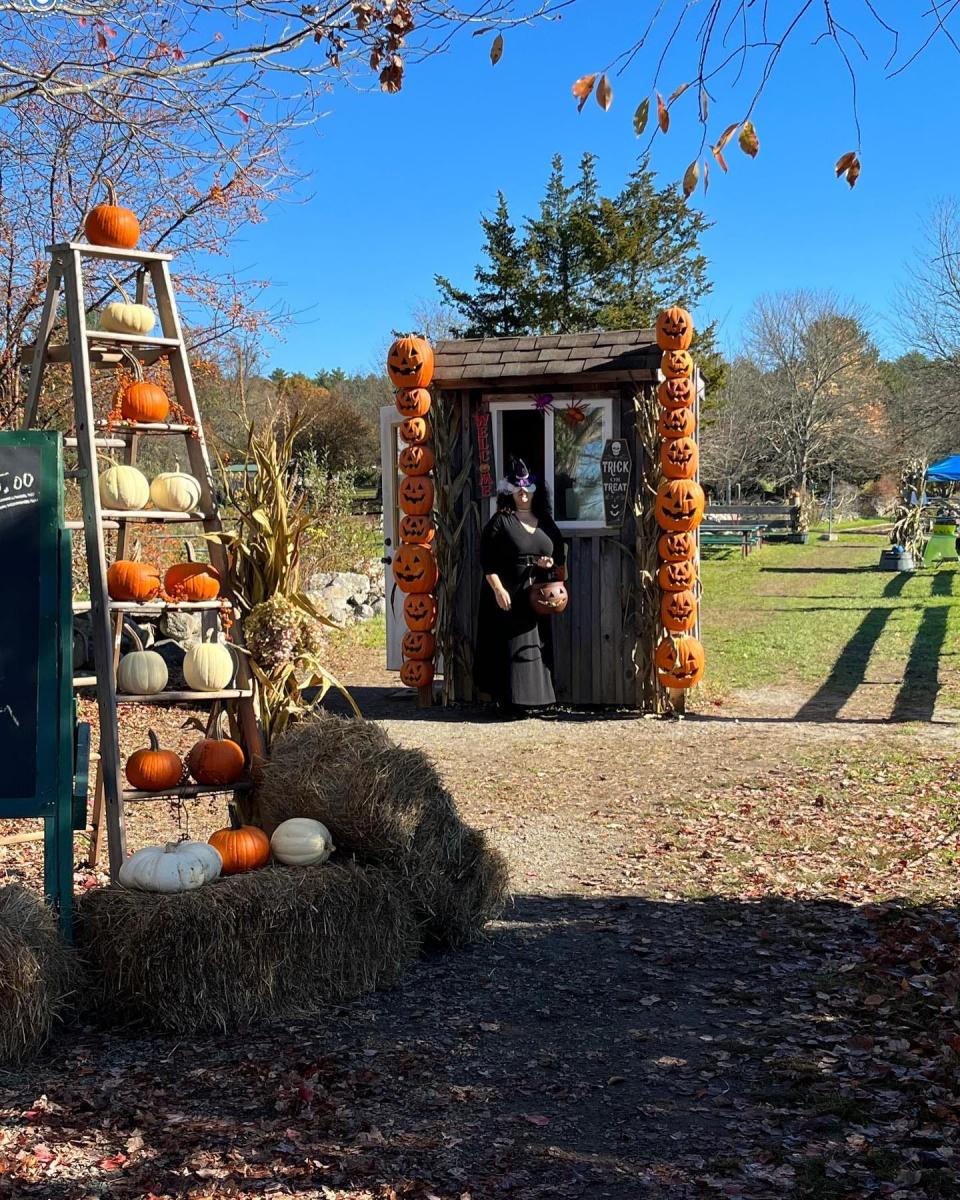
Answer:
[271, 817, 335, 867]
[150, 465, 202, 513]
[117, 647, 168, 694]
[118, 840, 222, 892]
[100, 301, 157, 336]
[99, 464, 150, 511]
[183, 632, 234, 691]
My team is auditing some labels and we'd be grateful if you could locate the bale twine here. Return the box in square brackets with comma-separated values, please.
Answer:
[76, 861, 419, 1033]
[0, 886, 76, 1064]
[256, 713, 510, 946]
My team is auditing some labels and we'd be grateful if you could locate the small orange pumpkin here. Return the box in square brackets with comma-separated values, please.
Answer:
[107, 556, 162, 602]
[661, 349, 694, 380]
[658, 378, 695, 410]
[404, 593, 437, 632]
[401, 658, 435, 688]
[654, 479, 705, 533]
[85, 178, 140, 249]
[400, 416, 429, 444]
[399, 476, 434, 516]
[399, 444, 435, 476]
[125, 729, 183, 791]
[657, 406, 696, 439]
[399, 514, 436, 547]
[655, 635, 705, 689]
[121, 358, 170, 423]
[395, 388, 432, 419]
[392, 543, 438, 594]
[658, 559, 697, 592]
[388, 334, 435, 389]
[208, 804, 270, 876]
[164, 545, 221, 602]
[660, 436, 699, 481]
[402, 629, 436, 660]
[662, 589, 698, 634]
[658, 531, 697, 563]
[655, 306, 694, 351]
[187, 711, 245, 786]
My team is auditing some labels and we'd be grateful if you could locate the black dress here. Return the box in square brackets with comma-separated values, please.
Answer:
[475, 510, 567, 708]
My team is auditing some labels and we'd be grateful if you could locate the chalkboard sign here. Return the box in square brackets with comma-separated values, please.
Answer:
[601, 438, 632, 526]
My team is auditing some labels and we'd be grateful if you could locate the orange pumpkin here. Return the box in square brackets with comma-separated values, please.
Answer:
[122, 380, 170, 424]
[187, 715, 245, 786]
[658, 531, 697, 563]
[107, 557, 162, 602]
[399, 475, 434, 516]
[392, 543, 438, 594]
[661, 349, 694, 380]
[657, 406, 696, 439]
[654, 479, 705, 533]
[399, 514, 436, 547]
[660, 436, 699, 481]
[400, 416, 429, 444]
[399, 444, 435, 476]
[401, 658, 435, 688]
[388, 334, 434, 389]
[655, 635, 705, 689]
[658, 559, 697, 592]
[655, 306, 694, 351]
[164, 547, 221, 602]
[661, 589, 698, 634]
[404, 593, 437, 632]
[208, 804, 270, 876]
[395, 387, 432, 419]
[658, 378, 695, 410]
[84, 178, 140, 249]
[125, 730, 183, 791]
[402, 629, 436, 660]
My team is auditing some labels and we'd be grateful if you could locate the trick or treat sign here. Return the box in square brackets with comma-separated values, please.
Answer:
[474, 410, 494, 497]
[601, 438, 632, 526]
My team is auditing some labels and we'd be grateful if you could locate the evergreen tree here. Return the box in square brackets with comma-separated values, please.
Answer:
[435, 192, 535, 337]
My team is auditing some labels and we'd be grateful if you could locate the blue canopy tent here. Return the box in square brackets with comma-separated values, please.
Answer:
[927, 455, 960, 482]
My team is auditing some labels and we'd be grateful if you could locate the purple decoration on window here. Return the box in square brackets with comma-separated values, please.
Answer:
[532, 393, 555, 412]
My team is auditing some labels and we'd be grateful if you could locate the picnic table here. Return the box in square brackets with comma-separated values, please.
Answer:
[699, 523, 765, 557]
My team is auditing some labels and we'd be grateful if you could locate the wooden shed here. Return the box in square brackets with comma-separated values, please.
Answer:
[380, 329, 701, 709]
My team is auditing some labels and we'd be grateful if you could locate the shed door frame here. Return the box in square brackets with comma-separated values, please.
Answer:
[379, 406, 405, 671]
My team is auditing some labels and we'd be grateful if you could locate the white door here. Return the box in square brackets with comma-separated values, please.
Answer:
[380, 405, 405, 671]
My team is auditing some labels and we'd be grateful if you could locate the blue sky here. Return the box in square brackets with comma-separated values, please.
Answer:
[239, 3, 959, 374]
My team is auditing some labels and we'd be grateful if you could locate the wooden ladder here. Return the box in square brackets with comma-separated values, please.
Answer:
[22, 242, 263, 881]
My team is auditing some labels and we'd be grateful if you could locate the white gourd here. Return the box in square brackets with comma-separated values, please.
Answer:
[118, 840, 222, 892]
[270, 818, 335, 867]
[99, 464, 150, 511]
[149, 465, 202, 513]
[98, 275, 156, 335]
[116, 648, 168, 694]
[183, 633, 234, 691]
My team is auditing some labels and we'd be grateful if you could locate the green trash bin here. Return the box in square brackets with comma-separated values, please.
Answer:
[924, 519, 958, 566]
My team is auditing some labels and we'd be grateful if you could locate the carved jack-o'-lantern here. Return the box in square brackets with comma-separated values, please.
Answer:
[658, 377, 695, 410]
[388, 335, 434, 389]
[399, 444, 435, 476]
[399, 513, 436, 547]
[661, 349, 694, 380]
[655, 306, 694, 351]
[657, 405, 696, 440]
[399, 475, 434, 516]
[395, 388, 432, 419]
[404, 592, 437, 632]
[661, 436, 699, 481]
[401, 658, 435, 689]
[400, 416, 429, 445]
[654, 479, 705, 533]
[655, 635, 705, 689]
[392, 543, 438, 594]
[657, 558, 697, 592]
[529, 579, 569, 616]
[402, 629, 436, 661]
[662, 589, 698, 634]
[658, 531, 697, 563]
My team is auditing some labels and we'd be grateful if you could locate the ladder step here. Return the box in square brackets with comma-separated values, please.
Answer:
[116, 689, 254, 704]
[52, 241, 174, 264]
[86, 330, 180, 349]
[101, 509, 206, 522]
[94, 421, 194, 436]
[65, 436, 126, 449]
[73, 599, 236, 613]
[67, 518, 119, 530]
[123, 781, 252, 802]
[73, 675, 97, 688]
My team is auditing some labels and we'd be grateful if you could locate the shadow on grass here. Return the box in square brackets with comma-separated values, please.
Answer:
[890, 603, 949, 723]
[793, 607, 892, 722]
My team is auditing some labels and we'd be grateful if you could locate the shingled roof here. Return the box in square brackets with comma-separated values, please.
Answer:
[432, 329, 659, 388]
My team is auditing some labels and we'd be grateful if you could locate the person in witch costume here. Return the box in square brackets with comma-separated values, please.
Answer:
[475, 459, 567, 715]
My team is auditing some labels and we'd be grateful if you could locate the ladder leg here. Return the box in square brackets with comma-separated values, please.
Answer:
[86, 759, 105, 870]
[22, 260, 64, 430]
[64, 249, 126, 880]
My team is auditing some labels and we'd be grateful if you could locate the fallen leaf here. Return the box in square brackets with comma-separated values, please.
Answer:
[523, 1113, 550, 1126]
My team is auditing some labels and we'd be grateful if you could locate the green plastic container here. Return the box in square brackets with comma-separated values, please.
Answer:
[924, 522, 958, 566]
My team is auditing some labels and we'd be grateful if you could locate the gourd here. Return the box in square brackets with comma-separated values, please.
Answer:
[84, 179, 140, 250]
[118, 840, 222, 893]
[99, 464, 149, 511]
[270, 817, 335, 867]
[125, 730, 184, 791]
[107, 550, 161, 602]
[164, 543, 221, 602]
[119, 350, 169, 423]
[387, 334, 434, 389]
[100, 277, 156, 336]
[150, 465, 201, 512]
[187, 710, 245, 785]
[208, 805, 270, 875]
[116, 628, 168, 695]
[183, 630, 234, 691]
[392, 543, 438, 594]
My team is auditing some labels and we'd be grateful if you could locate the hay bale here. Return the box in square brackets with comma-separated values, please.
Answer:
[76, 861, 419, 1033]
[256, 713, 510, 946]
[0, 886, 75, 1064]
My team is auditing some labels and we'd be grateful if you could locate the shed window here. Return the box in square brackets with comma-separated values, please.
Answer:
[489, 396, 615, 531]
